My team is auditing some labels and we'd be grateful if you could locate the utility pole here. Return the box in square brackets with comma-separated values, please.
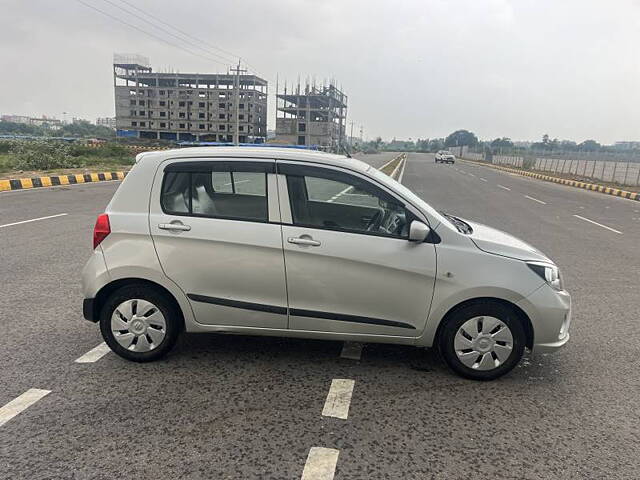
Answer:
[230, 60, 247, 145]
[349, 121, 354, 152]
[360, 125, 363, 145]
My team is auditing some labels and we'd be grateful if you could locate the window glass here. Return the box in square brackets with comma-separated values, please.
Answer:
[161, 172, 190, 214]
[211, 172, 233, 192]
[288, 173, 409, 238]
[161, 166, 268, 222]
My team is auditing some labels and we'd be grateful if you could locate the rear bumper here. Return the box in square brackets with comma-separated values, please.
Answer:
[83, 298, 98, 322]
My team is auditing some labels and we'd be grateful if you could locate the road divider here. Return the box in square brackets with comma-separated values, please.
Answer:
[460, 158, 639, 202]
[0, 171, 127, 192]
[379, 153, 407, 180]
[0, 388, 50, 427]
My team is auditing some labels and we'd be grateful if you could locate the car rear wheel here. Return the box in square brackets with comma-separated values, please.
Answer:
[439, 301, 525, 380]
[100, 284, 182, 362]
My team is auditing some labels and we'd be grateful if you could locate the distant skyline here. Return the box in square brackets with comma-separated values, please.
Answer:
[1, 0, 639, 144]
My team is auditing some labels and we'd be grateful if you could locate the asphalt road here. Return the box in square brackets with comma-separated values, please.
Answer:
[1, 152, 638, 479]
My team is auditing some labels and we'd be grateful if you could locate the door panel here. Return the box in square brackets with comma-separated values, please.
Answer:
[277, 163, 437, 336]
[150, 160, 288, 329]
[282, 225, 436, 335]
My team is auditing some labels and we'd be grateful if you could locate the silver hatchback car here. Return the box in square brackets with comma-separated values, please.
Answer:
[82, 147, 571, 380]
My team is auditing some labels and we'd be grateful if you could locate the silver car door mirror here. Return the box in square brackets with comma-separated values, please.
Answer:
[408, 220, 430, 242]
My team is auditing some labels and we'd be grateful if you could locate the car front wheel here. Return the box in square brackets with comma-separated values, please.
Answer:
[439, 301, 526, 380]
[100, 284, 182, 362]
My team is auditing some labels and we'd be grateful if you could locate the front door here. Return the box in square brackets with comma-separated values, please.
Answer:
[149, 159, 288, 329]
[278, 162, 437, 337]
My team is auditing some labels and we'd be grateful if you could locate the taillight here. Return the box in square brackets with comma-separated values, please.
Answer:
[93, 213, 111, 249]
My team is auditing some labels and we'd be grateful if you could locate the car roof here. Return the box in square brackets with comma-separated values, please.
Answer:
[136, 146, 373, 174]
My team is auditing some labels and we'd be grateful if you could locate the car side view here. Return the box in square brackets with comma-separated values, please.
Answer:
[435, 150, 456, 163]
[82, 147, 571, 380]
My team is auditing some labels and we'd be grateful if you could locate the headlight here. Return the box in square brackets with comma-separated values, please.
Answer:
[527, 262, 563, 291]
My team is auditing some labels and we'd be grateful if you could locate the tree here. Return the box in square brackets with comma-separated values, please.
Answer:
[490, 137, 514, 149]
[578, 139, 601, 152]
[444, 130, 478, 148]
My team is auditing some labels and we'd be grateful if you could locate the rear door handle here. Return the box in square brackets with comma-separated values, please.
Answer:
[288, 236, 321, 247]
[159, 223, 191, 231]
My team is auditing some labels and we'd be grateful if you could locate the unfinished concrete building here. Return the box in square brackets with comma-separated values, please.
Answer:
[275, 80, 347, 152]
[113, 54, 268, 142]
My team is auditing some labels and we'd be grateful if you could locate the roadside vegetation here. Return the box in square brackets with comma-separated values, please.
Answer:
[0, 140, 134, 176]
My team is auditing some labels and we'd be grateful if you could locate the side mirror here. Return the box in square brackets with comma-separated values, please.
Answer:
[408, 220, 430, 242]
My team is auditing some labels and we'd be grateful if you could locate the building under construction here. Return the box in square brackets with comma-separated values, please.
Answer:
[113, 54, 268, 142]
[275, 80, 347, 152]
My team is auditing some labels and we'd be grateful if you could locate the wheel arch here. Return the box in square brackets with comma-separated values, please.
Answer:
[433, 297, 534, 350]
[90, 278, 186, 330]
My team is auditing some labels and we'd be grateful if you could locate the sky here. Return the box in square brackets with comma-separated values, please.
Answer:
[1, 0, 639, 144]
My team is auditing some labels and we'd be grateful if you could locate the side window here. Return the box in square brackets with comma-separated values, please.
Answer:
[287, 172, 410, 238]
[161, 172, 190, 214]
[161, 165, 269, 222]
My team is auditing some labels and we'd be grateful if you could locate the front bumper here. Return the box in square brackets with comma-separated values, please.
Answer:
[517, 284, 571, 354]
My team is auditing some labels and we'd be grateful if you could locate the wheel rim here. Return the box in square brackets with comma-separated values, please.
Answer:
[454, 316, 514, 371]
[111, 299, 167, 352]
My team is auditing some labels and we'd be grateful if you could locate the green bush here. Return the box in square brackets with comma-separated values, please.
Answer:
[11, 141, 87, 170]
[522, 156, 536, 170]
[0, 140, 17, 154]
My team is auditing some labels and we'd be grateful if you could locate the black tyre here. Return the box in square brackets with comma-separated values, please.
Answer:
[439, 301, 525, 380]
[99, 284, 182, 362]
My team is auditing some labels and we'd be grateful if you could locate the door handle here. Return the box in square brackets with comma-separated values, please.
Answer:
[159, 222, 191, 231]
[287, 236, 321, 247]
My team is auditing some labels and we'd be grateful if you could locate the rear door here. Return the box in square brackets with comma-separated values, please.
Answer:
[149, 158, 288, 329]
[277, 162, 437, 337]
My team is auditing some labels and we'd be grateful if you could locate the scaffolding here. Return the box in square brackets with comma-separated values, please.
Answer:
[275, 79, 347, 153]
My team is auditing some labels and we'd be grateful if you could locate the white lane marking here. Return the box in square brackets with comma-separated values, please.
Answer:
[322, 379, 355, 419]
[75, 342, 111, 363]
[460, 170, 466, 174]
[480, 177, 487, 182]
[327, 185, 353, 203]
[340, 342, 362, 360]
[0, 389, 51, 427]
[468, 173, 476, 177]
[573, 215, 623, 234]
[397, 157, 408, 183]
[223, 179, 250, 186]
[0, 213, 68, 229]
[301, 447, 340, 480]
[497, 184, 511, 191]
[525, 195, 547, 205]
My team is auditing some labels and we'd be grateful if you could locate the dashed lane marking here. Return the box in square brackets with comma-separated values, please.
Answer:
[322, 379, 355, 420]
[340, 342, 362, 360]
[0, 389, 51, 427]
[480, 177, 488, 182]
[0, 213, 68, 229]
[525, 195, 547, 205]
[497, 185, 511, 191]
[75, 342, 112, 363]
[573, 215, 623, 234]
[301, 447, 340, 480]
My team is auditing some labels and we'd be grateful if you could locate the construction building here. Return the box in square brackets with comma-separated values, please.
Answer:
[96, 117, 116, 129]
[275, 80, 347, 152]
[113, 54, 268, 142]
